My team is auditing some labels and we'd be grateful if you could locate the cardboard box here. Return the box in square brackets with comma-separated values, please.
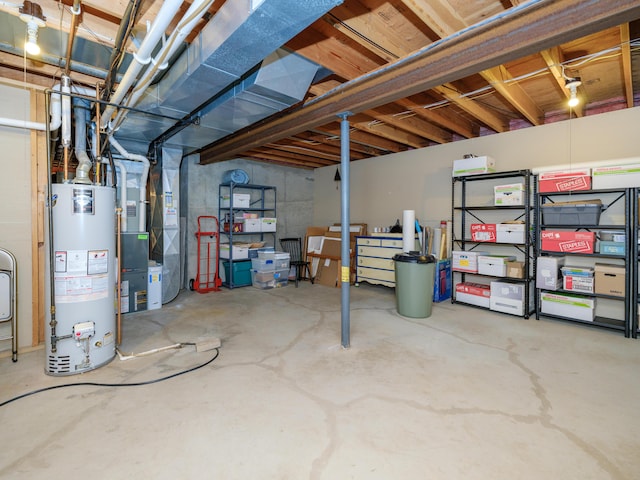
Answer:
[219, 243, 250, 259]
[455, 282, 491, 308]
[540, 292, 596, 322]
[536, 256, 564, 290]
[244, 218, 261, 232]
[494, 183, 524, 206]
[506, 261, 525, 279]
[452, 251, 488, 273]
[315, 237, 342, 287]
[261, 217, 277, 232]
[478, 255, 517, 277]
[594, 263, 625, 297]
[223, 222, 244, 233]
[490, 281, 525, 315]
[220, 193, 251, 208]
[471, 224, 496, 242]
[452, 155, 496, 177]
[538, 169, 591, 192]
[561, 266, 594, 293]
[433, 259, 452, 303]
[592, 163, 640, 189]
[496, 223, 526, 244]
[540, 231, 595, 253]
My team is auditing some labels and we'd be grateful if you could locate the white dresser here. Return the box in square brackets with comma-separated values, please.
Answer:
[355, 234, 406, 287]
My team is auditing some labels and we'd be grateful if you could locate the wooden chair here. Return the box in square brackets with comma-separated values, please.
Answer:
[279, 237, 314, 287]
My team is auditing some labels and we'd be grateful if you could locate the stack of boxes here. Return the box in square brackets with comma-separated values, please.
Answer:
[537, 166, 628, 322]
[251, 251, 290, 289]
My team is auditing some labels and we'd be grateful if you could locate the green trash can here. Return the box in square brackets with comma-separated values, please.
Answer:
[393, 252, 436, 318]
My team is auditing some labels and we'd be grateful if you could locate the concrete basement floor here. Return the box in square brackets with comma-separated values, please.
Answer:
[1, 282, 640, 479]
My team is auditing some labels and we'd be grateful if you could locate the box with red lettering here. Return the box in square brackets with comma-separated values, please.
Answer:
[540, 231, 595, 253]
[538, 169, 591, 192]
[470, 223, 496, 242]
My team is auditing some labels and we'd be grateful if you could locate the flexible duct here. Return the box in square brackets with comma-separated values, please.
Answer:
[109, 136, 148, 232]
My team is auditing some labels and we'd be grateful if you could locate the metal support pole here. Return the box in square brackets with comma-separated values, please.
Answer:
[339, 112, 351, 348]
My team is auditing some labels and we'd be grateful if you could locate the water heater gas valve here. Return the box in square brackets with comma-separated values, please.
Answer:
[73, 321, 95, 341]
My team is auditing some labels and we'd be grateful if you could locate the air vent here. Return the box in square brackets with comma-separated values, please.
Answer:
[48, 354, 71, 373]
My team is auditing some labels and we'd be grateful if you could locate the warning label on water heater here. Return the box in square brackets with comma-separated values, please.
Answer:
[53, 249, 110, 303]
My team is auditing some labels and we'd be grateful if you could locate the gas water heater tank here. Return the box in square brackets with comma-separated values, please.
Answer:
[46, 183, 117, 375]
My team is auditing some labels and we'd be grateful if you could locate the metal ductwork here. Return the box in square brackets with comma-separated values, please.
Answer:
[113, 0, 342, 154]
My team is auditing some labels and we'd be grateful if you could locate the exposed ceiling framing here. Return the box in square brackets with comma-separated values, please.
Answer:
[1, 0, 640, 169]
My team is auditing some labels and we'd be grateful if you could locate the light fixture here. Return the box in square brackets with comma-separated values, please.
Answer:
[565, 77, 582, 108]
[19, 1, 46, 56]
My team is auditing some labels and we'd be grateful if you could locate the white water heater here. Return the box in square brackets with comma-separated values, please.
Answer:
[46, 183, 117, 375]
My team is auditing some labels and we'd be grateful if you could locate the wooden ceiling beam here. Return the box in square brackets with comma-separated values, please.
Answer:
[396, 97, 477, 139]
[481, 66, 544, 125]
[243, 150, 333, 168]
[352, 121, 429, 149]
[314, 125, 408, 153]
[368, 106, 452, 144]
[200, 0, 640, 163]
[540, 46, 584, 117]
[293, 131, 381, 157]
[620, 23, 634, 108]
[433, 84, 509, 133]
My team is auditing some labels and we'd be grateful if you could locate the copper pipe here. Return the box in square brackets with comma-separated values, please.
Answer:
[116, 206, 122, 345]
[94, 82, 102, 184]
[63, 145, 69, 182]
[64, 0, 81, 76]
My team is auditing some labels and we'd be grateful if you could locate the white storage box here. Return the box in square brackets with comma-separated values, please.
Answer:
[490, 281, 525, 315]
[477, 255, 516, 277]
[494, 183, 524, 206]
[592, 163, 640, 189]
[541, 292, 596, 322]
[561, 266, 594, 294]
[244, 218, 261, 232]
[536, 256, 564, 290]
[261, 217, 277, 232]
[455, 282, 491, 308]
[219, 243, 250, 259]
[452, 155, 496, 177]
[220, 193, 251, 208]
[452, 251, 488, 273]
[496, 223, 526, 243]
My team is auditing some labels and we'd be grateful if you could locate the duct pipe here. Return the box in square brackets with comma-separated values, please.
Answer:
[101, 0, 183, 129]
[109, 0, 214, 131]
[109, 136, 148, 232]
[73, 98, 92, 184]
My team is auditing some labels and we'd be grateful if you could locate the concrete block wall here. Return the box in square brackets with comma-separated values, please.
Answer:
[182, 156, 314, 288]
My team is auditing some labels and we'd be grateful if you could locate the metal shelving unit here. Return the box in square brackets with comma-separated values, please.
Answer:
[534, 185, 632, 337]
[218, 182, 276, 289]
[451, 169, 535, 318]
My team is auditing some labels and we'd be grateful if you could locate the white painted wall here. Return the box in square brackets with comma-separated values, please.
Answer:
[0, 83, 34, 352]
[313, 107, 640, 229]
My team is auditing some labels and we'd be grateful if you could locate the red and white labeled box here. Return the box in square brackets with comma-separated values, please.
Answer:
[540, 231, 595, 253]
[470, 223, 496, 242]
[455, 282, 491, 308]
[538, 169, 591, 192]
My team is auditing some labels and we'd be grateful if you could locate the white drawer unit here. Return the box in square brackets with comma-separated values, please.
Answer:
[355, 235, 404, 287]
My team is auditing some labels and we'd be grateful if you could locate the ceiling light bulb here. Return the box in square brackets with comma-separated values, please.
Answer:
[567, 85, 579, 108]
[25, 21, 40, 55]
